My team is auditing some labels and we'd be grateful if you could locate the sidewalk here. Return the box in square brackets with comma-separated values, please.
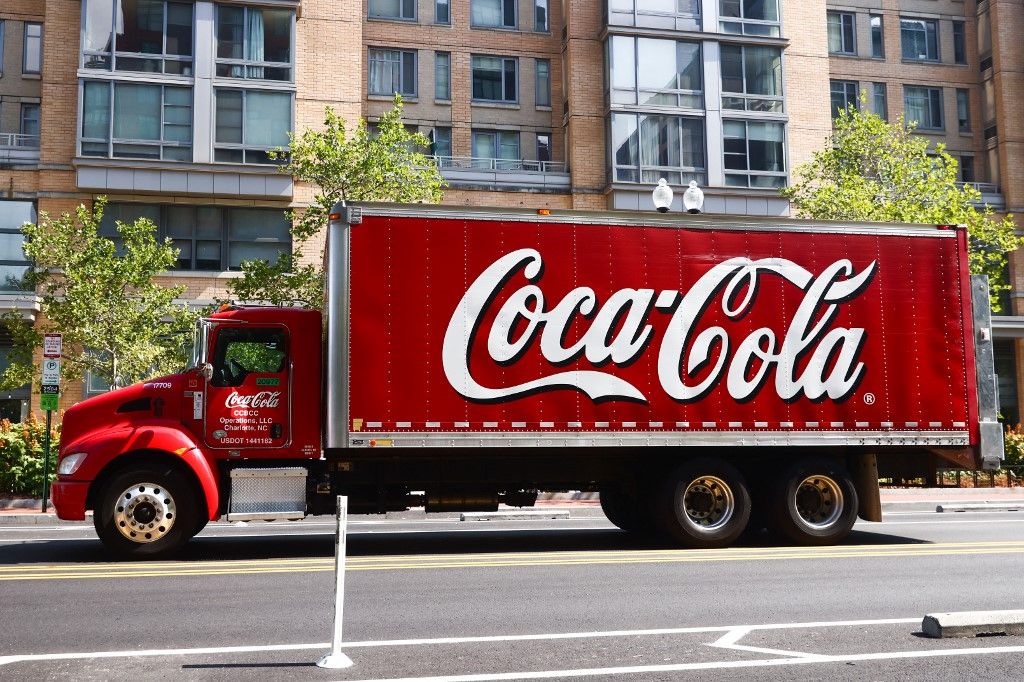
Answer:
[3, 488, 1024, 526]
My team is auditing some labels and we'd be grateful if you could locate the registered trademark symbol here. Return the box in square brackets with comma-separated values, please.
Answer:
[863, 393, 876, 405]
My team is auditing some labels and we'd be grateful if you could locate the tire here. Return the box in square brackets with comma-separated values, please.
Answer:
[93, 466, 199, 559]
[599, 488, 647, 533]
[655, 459, 751, 549]
[769, 458, 858, 546]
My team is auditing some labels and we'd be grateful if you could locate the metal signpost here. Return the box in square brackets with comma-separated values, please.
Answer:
[317, 495, 354, 669]
[40, 333, 60, 513]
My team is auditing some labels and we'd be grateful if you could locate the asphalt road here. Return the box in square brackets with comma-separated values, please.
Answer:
[2, 508, 1024, 680]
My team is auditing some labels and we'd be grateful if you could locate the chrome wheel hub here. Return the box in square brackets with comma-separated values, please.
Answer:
[682, 476, 734, 532]
[113, 483, 176, 543]
[795, 476, 843, 529]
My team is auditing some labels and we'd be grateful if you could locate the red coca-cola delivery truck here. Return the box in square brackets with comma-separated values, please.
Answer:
[51, 203, 1003, 557]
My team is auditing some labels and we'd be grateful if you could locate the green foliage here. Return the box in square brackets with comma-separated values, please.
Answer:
[0, 197, 198, 392]
[227, 95, 445, 309]
[0, 416, 60, 497]
[782, 97, 1020, 309]
[1004, 424, 1024, 466]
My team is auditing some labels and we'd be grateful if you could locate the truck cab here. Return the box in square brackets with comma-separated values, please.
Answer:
[51, 306, 323, 557]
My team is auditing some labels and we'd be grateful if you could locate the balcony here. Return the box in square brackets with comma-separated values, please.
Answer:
[0, 133, 40, 167]
[434, 156, 570, 192]
[959, 182, 1005, 211]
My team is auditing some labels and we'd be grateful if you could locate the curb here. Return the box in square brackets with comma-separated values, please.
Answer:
[936, 502, 1024, 512]
[922, 610, 1024, 638]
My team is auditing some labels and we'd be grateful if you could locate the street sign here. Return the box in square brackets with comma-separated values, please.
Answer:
[40, 394, 58, 411]
[43, 333, 62, 358]
[42, 358, 60, 385]
[40, 384, 59, 394]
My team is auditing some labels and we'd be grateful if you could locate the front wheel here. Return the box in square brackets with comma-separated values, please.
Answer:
[769, 458, 858, 546]
[655, 459, 751, 549]
[599, 488, 647, 533]
[93, 466, 199, 559]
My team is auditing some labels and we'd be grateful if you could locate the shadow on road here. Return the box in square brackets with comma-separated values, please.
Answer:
[0, 524, 930, 565]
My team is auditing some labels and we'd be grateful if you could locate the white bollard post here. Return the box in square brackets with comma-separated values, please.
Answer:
[317, 495, 354, 669]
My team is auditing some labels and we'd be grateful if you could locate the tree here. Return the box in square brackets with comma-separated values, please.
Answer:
[0, 197, 197, 392]
[228, 95, 445, 308]
[782, 99, 1020, 309]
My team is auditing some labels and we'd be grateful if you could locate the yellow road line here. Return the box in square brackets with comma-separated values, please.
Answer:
[2, 542, 1024, 581]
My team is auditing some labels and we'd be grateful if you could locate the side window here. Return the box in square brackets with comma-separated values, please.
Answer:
[210, 327, 287, 387]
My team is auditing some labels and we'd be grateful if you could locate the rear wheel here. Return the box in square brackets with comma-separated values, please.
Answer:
[599, 488, 647, 533]
[655, 459, 751, 548]
[93, 466, 199, 558]
[769, 458, 858, 546]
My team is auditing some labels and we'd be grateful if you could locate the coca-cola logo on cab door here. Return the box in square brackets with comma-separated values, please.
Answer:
[442, 249, 876, 405]
[224, 391, 281, 409]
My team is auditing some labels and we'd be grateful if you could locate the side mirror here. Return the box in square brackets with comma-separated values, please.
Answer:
[198, 362, 214, 382]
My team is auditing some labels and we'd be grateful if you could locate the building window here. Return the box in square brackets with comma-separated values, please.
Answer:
[430, 127, 451, 158]
[827, 12, 856, 55]
[610, 36, 702, 109]
[873, 82, 888, 121]
[720, 44, 782, 113]
[0, 201, 33, 291]
[535, 0, 549, 31]
[216, 6, 293, 81]
[536, 59, 551, 107]
[472, 55, 517, 102]
[723, 119, 785, 188]
[80, 81, 192, 161]
[953, 21, 967, 65]
[436, 0, 450, 24]
[720, 0, 780, 38]
[901, 18, 938, 61]
[99, 203, 290, 271]
[368, 48, 417, 96]
[537, 133, 551, 163]
[20, 104, 40, 138]
[83, 0, 193, 75]
[830, 80, 859, 118]
[611, 112, 705, 185]
[472, 129, 520, 168]
[472, 0, 517, 29]
[368, 0, 416, 20]
[957, 154, 975, 184]
[904, 86, 943, 130]
[23, 22, 42, 74]
[214, 89, 292, 164]
[956, 89, 970, 133]
[434, 52, 451, 100]
[870, 15, 884, 58]
[609, 0, 701, 30]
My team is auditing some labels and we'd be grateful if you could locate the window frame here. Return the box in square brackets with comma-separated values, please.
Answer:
[368, 0, 417, 21]
[719, 0, 781, 38]
[471, 55, 519, 103]
[830, 79, 859, 118]
[98, 202, 292, 273]
[23, 22, 43, 74]
[0, 200, 34, 293]
[212, 87, 294, 164]
[952, 20, 967, 65]
[471, 0, 518, 30]
[368, 48, 418, 97]
[903, 85, 944, 130]
[535, 0, 549, 32]
[19, 103, 40, 138]
[722, 118, 787, 188]
[535, 58, 551, 107]
[435, 0, 451, 24]
[827, 12, 856, 55]
[957, 154, 975, 184]
[900, 17, 939, 62]
[471, 129, 521, 168]
[872, 82, 888, 121]
[719, 44, 784, 113]
[870, 14, 884, 58]
[82, 0, 196, 76]
[435, 51, 451, 101]
[610, 111, 707, 185]
[609, 35, 704, 110]
[214, 4, 295, 82]
[79, 79, 194, 161]
[430, 126, 452, 158]
[956, 88, 970, 133]
[536, 132, 551, 164]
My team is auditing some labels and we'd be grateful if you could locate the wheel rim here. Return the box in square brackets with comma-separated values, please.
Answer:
[113, 482, 176, 544]
[681, 476, 734, 532]
[794, 475, 843, 529]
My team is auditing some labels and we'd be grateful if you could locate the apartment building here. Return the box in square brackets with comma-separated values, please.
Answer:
[3, 0, 1024, 423]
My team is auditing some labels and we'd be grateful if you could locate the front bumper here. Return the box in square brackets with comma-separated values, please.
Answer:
[51, 480, 90, 520]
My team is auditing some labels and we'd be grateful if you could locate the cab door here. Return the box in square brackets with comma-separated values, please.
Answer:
[203, 325, 290, 449]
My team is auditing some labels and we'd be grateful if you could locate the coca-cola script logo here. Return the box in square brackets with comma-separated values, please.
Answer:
[442, 250, 876, 404]
[225, 391, 281, 409]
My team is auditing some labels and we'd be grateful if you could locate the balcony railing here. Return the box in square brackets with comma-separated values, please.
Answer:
[434, 156, 568, 173]
[0, 133, 40, 149]
[959, 181, 1005, 210]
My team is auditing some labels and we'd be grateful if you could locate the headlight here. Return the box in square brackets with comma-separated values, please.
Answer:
[58, 452, 88, 477]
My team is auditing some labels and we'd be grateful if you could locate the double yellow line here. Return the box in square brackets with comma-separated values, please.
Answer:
[1, 540, 1023, 582]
